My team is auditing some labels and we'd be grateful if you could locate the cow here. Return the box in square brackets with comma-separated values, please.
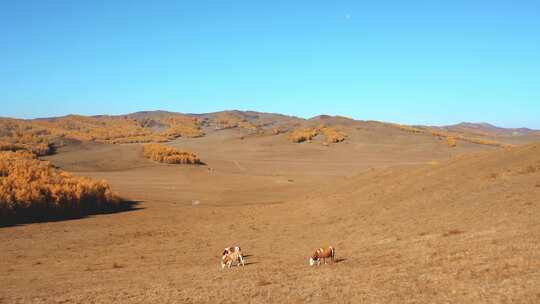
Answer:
[309, 246, 336, 266]
[221, 246, 245, 269]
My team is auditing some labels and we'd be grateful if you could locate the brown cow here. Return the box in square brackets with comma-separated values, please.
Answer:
[221, 246, 245, 269]
[309, 246, 336, 266]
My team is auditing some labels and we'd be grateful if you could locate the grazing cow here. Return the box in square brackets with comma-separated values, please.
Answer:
[221, 246, 245, 269]
[309, 246, 336, 266]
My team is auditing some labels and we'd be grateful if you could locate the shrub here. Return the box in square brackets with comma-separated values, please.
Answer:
[442, 229, 464, 237]
[0, 151, 118, 219]
[142, 144, 201, 164]
[271, 127, 287, 135]
[446, 136, 457, 147]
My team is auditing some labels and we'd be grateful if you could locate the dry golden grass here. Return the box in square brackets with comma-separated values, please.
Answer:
[1, 133, 539, 303]
[0, 151, 118, 219]
[142, 144, 201, 164]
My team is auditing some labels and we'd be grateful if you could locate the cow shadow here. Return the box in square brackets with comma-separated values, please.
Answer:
[334, 257, 346, 263]
[242, 253, 257, 266]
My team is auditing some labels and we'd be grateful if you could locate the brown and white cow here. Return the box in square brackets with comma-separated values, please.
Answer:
[309, 246, 336, 266]
[221, 246, 245, 269]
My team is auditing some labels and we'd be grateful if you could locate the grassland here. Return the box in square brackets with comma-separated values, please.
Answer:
[1, 111, 539, 303]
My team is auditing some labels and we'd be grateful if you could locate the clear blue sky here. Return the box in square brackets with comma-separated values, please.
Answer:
[1, 1, 539, 128]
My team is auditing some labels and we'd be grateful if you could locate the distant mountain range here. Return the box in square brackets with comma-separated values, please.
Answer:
[438, 122, 538, 136]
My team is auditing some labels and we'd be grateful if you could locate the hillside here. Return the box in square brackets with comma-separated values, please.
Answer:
[1, 111, 539, 303]
[2, 111, 539, 158]
[285, 143, 540, 302]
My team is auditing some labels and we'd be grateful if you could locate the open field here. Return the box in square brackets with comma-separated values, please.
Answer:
[1, 112, 539, 303]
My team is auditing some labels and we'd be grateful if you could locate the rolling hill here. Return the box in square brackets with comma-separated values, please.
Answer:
[1, 110, 539, 303]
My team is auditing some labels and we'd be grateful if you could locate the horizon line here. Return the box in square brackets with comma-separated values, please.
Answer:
[1, 109, 537, 131]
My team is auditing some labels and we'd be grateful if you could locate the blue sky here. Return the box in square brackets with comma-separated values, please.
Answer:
[1, 1, 539, 128]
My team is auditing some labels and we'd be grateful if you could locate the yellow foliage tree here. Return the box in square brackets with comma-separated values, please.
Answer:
[320, 126, 347, 143]
[289, 128, 319, 143]
[0, 151, 118, 219]
[289, 125, 347, 143]
[0, 114, 205, 154]
[142, 144, 201, 164]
